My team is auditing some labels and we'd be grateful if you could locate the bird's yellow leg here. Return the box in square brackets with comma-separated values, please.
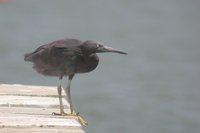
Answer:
[52, 81, 66, 115]
[64, 75, 88, 126]
[53, 76, 88, 126]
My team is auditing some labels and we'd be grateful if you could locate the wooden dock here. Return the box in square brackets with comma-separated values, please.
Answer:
[0, 84, 85, 133]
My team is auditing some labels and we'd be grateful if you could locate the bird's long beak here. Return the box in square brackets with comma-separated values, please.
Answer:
[97, 46, 127, 54]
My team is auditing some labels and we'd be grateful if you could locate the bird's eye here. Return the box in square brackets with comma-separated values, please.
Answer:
[96, 44, 102, 48]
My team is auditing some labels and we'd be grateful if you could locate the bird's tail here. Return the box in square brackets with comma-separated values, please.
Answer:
[24, 52, 34, 61]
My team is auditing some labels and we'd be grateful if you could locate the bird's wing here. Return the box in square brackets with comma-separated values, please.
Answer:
[53, 45, 83, 56]
[50, 41, 83, 58]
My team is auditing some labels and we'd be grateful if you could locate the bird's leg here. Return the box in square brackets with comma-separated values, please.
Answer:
[63, 74, 88, 126]
[53, 76, 67, 115]
[65, 75, 74, 114]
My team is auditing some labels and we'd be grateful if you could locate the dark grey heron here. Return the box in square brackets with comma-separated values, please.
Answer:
[24, 38, 127, 125]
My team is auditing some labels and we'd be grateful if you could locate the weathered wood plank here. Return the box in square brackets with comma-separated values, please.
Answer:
[0, 84, 85, 133]
[0, 113, 81, 127]
[0, 128, 85, 133]
[0, 84, 57, 96]
[0, 95, 68, 108]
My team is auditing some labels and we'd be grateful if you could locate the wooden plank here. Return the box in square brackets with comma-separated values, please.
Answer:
[0, 128, 85, 133]
[0, 84, 86, 133]
[0, 84, 57, 96]
[0, 95, 68, 108]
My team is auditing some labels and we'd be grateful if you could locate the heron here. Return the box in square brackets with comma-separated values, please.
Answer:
[24, 38, 127, 125]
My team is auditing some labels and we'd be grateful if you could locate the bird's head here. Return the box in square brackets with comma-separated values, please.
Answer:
[80, 40, 127, 55]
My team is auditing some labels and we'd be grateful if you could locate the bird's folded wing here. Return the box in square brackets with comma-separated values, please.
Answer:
[51, 45, 83, 57]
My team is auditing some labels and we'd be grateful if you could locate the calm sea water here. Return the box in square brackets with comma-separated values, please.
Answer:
[0, 0, 200, 133]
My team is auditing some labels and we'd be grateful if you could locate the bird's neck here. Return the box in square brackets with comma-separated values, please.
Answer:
[77, 54, 99, 73]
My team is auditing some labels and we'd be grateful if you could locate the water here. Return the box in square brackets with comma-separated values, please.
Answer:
[0, 0, 200, 133]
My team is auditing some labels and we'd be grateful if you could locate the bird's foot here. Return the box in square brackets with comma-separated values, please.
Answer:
[68, 112, 88, 126]
[52, 111, 67, 116]
[52, 111, 88, 126]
